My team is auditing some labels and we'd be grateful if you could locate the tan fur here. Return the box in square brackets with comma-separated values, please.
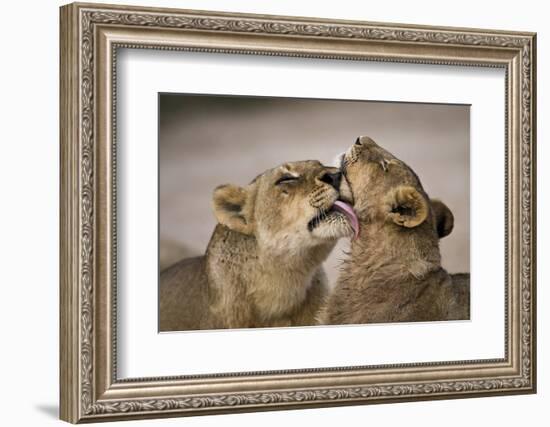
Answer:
[322, 136, 470, 324]
[160, 161, 354, 331]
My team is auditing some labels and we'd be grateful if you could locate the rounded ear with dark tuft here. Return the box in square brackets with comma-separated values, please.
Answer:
[430, 199, 454, 238]
[212, 184, 254, 235]
[386, 186, 429, 228]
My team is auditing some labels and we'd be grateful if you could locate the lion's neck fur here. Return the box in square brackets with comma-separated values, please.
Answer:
[321, 218, 456, 324]
[206, 224, 333, 322]
[340, 219, 442, 292]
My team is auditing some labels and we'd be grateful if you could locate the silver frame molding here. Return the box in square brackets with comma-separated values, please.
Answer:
[60, 2, 537, 423]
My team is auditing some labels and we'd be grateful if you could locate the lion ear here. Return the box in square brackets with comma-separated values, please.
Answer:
[385, 186, 429, 228]
[430, 199, 454, 238]
[212, 184, 254, 235]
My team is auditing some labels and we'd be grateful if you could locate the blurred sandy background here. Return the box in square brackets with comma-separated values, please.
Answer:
[159, 94, 470, 285]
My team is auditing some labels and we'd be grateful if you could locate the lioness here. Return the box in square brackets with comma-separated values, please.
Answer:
[322, 136, 470, 324]
[160, 160, 357, 331]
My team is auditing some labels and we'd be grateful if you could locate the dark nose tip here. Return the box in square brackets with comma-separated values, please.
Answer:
[355, 136, 375, 147]
[319, 172, 342, 190]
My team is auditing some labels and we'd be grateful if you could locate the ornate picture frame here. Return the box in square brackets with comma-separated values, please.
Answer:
[60, 2, 536, 423]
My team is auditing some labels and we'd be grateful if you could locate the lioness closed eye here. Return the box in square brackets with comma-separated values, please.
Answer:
[322, 136, 470, 325]
[160, 160, 359, 331]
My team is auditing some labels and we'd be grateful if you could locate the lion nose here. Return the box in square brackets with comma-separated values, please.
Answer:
[319, 172, 341, 190]
[355, 135, 376, 148]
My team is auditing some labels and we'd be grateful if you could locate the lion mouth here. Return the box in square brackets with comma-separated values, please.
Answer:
[307, 200, 360, 240]
[333, 200, 360, 239]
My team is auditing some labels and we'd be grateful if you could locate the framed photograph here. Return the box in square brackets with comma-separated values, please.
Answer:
[60, 2, 537, 423]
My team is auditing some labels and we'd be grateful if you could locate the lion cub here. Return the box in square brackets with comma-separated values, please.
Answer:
[323, 136, 470, 324]
[160, 160, 357, 331]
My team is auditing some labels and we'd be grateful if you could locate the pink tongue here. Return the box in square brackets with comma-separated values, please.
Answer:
[333, 200, 360, 240]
